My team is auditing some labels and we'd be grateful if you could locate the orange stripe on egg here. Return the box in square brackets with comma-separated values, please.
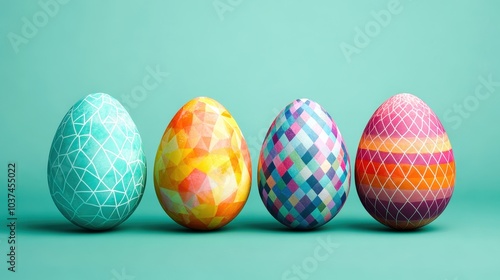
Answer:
[358, 134, 452, 154]
[356, 160, 455, 178]
[356, 172, 455, 190]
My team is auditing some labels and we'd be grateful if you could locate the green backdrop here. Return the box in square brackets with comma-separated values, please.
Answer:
[1, 0, 499, 279]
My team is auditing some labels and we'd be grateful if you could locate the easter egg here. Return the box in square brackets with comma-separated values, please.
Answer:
[258, 99, 351, 230]
[154, 97, 251, 230]
[355, 93, 455, 230]
[47, 93, 147, 231]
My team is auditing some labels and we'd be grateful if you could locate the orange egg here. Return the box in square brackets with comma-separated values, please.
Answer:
[154, 97, 251, 230]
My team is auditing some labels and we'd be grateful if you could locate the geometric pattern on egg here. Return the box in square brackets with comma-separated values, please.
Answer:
[258, 99, 351, 230]
[47, 93, 147, 231]
[154, 97, 252, 231]
[355, 93, 455, 230]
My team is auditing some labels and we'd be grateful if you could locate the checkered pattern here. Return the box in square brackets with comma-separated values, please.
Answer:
[258, 99, 350, 229]
[355, 93, 455, 230]
[47, 93, 147, 230]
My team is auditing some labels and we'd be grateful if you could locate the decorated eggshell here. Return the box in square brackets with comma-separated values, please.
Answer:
[154, 97, 251, 230]
[47, 93, 147, 231]
[355, 93, 455, 230]
[258, 99, 351, 230]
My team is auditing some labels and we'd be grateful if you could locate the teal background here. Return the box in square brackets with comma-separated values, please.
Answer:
[1, 0, 499, 279]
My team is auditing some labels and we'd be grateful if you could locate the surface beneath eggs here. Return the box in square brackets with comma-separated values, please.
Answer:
[11, 187, 498, 280]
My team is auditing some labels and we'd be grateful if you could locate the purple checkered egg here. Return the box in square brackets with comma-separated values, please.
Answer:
[257, 99, 351, 230]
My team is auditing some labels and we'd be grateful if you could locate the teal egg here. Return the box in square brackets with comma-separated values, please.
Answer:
[47, 93, 147, 230]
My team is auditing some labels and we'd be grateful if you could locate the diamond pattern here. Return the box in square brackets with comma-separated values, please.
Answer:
[258, 99, 350, 230]
[355, 93, 455, 230]
[47, 93, 147, 230]
[154, 97, 251, 230]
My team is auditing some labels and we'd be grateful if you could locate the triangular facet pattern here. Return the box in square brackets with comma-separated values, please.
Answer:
[154, 97, 252, 230]
[47, 93, 147, 230]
